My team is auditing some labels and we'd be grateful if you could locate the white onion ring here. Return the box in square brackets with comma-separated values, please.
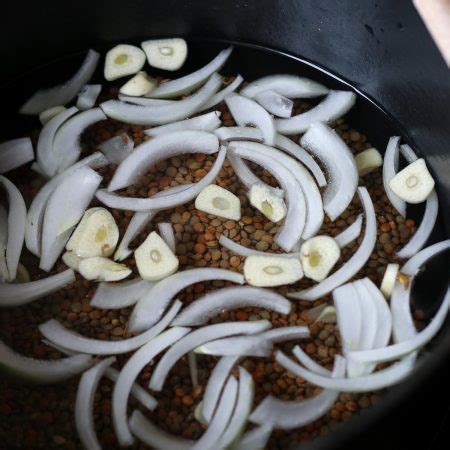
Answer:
[254, 90, 293, 118]
[195, 335, 273, 357]
[292, 345, 332, 376]
[97, 133, 134, 165]
[335, 214, 363, 248]
[118, 95, 175, 106]
[200, 74, 244, 110]
[157, 222, 176, 253]
[233, 425, 272, 450]
[0, 138, 34, 174]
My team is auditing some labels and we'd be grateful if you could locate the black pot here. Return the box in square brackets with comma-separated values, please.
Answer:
[2, 1, 450, 449]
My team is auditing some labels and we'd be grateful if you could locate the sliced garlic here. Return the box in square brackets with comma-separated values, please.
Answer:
[355, 148, 383, 176]
[39, 106, 66, 125]
[195, 184, 241, 221]
[104, 44, 146, 81]
[389, 158, 435, 203]
[119, 71, 156, 97]
[134, 231, 179, 281]
[141, 38, 187, 71]
[380, 263, 399, 298]
[300, 236, 341, 282]
[249, 183, 286, 223]
[243, 255, 303, 287]
[62, 251, 82, 271]
[66, 207, 119, 258]
[14, 263, 31, 283]
[78, 256, 131, 282]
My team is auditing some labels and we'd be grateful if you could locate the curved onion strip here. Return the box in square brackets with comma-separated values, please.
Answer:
[0, 176, 26, 280]
[40, 167, 102, 271]
[129, 267, 244, 334]
[195, 335, 273, 357]
[229, 145, 306, 251]
[225, 94, 276, 146]
[202, 356, 240, 423]
[233, 424, 272, 450]
[90, 279, 153, 309]
[100, 73, 222, 125]
[391, 240, 450, 344]
[53, 108, 107, 173]
[289, 187, 376, 301]
[157, 222, 176, 253]
[335, 214, 363, 248]
[254, 90, 293, 118]
[0, 138, 34, 174]
[146, 47, 233, 98]
[215, 125, 262, 143]
[129, 410, 194, 449]
[200, 74, 244, 110]
[108, 130, 218, 191]
[75, 357, 115, 450]
[0, 269, 75, 307]
[249, 356, 345, 429]
[217, 367, 254, 448]
[97, 133, 134, 165]
[300, 122, 358, 221]
[39, 300, 182, 355]
[144, 111, 222, 137]
[192, 376, 238, 450]
[20, 49, 99, 115]
[275, 90, 356, 135]
[241, 74, 328, 99]
[112, 327, 190, 446]
[277, 350, 416, 392]
[231, 141, 323, 239]
[149, 320, 271, 391]
[188, 351, 198, 388]
[97, 146, 226, 212]
[118, 95, 175, 106]
[25, 152, 108, 257]
[172, 286, 291, 326]
[293, 346, 332, 376]
[0, 339, 93, 384]
[262, 326, 310, 342]
[0, 205, 8, 281]
[114, 184, 192, 261]
[382, 136, 406, 217]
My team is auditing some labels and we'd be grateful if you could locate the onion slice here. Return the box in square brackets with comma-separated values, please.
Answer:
[157, 222, 176, 253]
[0, 205, 8, 281]
[200, 74, 244, 110]
[335, 214, 363, 248]
[39, 299, 182, 355]
[20, 49, 100, 115]
[100, 73, 222, 125]
[75, 356, 115, 450]
[0, 176, 26, 280]
[129, 267, 244, 334]
[112, 327, 190, 446]
[289, 187, 376, 301]
[144, 111, 222, 137]
[118, 95, 175, 106]
[172, 286, 291, 326]
[149, 320, 271, 391]
[0, 269, 75, 307]
[0, 138, 34, 174]
[254, 90, 293, 118]
[233, 424, 272, 450]
[195, 335, 273, 357]
[0, 338, 93, 384]
[293, 346, 332, 376]
[145, 47, 233, 98]
[276, 90, 356, 135]
[300, 122, 358, 221]
[97, 133, 134, 165]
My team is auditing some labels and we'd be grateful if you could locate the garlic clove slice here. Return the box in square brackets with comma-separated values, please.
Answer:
[78, 256, 131, 282]
[249, 183, 286, 223]
[355, 148, 383, 176]
[141, 38, 188, 71]
[195, 184, 241, 221]
[104, 44, 146, 81]
[119, 71, 157, 97]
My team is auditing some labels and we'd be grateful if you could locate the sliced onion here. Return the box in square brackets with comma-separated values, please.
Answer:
[90, 278, 153, 309]
[300, 122, 358, 221]
[97, 133, 134, 165]
[214, 125, 262, 143]
[225, 94, 276, 146]
[289, 187, 376, 301]
[97, 146, 226, 212]
[0, 205, 8, 282]
[0, 269, 75, 307]
[241, 74, 329, 99]
[144, 111, 222, 136]
[157, 222, 176, 253]
[195, 335, 273, 357]
[0, 138, 34, 174]
[118, 95, 176, 106]
[233, 424, 272, 450]
[19, 49, 100, 115]
[100, 73, 222, 125]
[0, 176, 26, 280]
[229, 145, 306, 251]
[262, 326, 310, 342]
[172, 286, 292, 326]
[25, 152, 108, 257]
[112, 327, 190, 446]
[275, 90, 356, 135]
[145, 47, 233, 98]
[202, 356, 240, 423]
[335, 214, 363, 248]
[188, 351, 198, 388]
[36, 106, 79, 178]
[0, 339, 93, 384]
[305, 303, 336, 323]
[76, 84, 102, 110]
[149, 320, 271, 391]
[75, 356, 115, 450]
[292, 346, 331, 376]
[200, 74, 244, 110]
[40, 166, 102, 271]
[254, 90, 293, 118]
[53, 108, 107, 173]
[249, 356, 345, 429]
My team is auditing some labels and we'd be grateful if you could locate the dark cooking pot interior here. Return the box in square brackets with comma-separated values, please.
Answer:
[1, 1, 449, 449]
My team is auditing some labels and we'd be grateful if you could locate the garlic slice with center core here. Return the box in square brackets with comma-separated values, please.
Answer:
[119, 71, 156, 97]
[78, 257, 131, 282]
[104, 44, 146, 81]
[355, 148, 383, 176]
[195, 184, 241, 220]
[249, 183, 286, 223]
[141, 38, 188, 71]
[135, 231, 179, 281]
[62, 251, 83, 271]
